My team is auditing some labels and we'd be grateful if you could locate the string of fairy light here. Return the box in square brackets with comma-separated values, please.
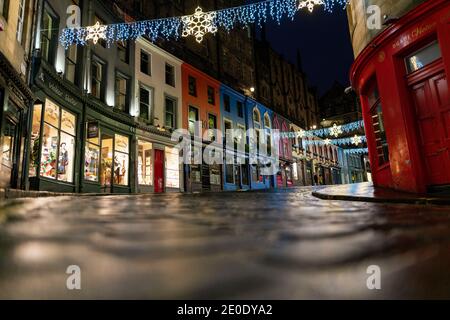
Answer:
[59, 0, 349, 48]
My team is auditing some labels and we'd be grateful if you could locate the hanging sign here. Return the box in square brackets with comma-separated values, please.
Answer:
[87, 121, 99, 139]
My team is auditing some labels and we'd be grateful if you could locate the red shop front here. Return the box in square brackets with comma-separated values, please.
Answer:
[350, 0, 450, 193]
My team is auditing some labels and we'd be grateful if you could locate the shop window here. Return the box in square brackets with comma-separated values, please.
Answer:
[114, 134, 129, 186]
[0, 0, 9, 20]
[140, 50, 150, 75]
[139, 86, 153, 121]
[65, 45, 77, 83]
[207, 86, 215, 105]
[138, 140, 152, 186]
[224, 94, 231, 112]
[165, 63, 175, 87]
[91, 58, 105, 100]
[165, 147, 179, 189]
[84, 123, 100, 183]
[188, 76, 197, 97]
[368, 82, 390, 166]
[40, 99, 76, 183]
[406, 41, 442, 74]
[210, 165, 221, 185]
[188, 106, 199, 136]
[117, 41, 129, 64]
[2, 118, 16, 168]
[41, 4, 59, 64]
[29, 104, 42, 177]
[165, 96, 176, 129]
[115, 72, 130, 111]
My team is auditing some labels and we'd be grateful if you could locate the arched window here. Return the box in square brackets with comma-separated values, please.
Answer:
[264, 113, 271, 129]
[253, 107, 261, 127]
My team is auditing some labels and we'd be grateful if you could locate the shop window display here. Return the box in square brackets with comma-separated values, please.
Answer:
[165, 147, 180, 189]
[39, 100, 76, 183]
[114, 134, 129, 186]
[138, 140, 153, 186]
[29, 104, 42, 177]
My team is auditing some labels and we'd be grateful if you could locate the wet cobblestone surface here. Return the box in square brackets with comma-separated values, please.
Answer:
[1, 187, 450, 299]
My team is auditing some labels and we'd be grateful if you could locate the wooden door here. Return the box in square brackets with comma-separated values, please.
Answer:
[409, 64, 450, 186]
[154, 149, 165, 193]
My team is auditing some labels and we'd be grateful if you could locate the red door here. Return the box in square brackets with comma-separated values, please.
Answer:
[409, 62, 450, 186]
[154, 149, 165, 193]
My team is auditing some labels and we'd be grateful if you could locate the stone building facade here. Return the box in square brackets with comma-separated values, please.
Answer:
[347, 0, 428, 56]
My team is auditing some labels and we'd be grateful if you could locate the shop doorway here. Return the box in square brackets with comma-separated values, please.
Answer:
[1, 116, 19, 188]
[408, 56, 450, 187]
[154, 149, 165, 193]
[100, 133, 114, 193]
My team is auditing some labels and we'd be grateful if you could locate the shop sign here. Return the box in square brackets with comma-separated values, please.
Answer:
[87, 121, 99, 139]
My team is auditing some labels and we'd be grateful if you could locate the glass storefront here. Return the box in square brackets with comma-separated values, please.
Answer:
[30, 99, 77, 183]
[138, 140, 153, 186]
[84, 125, 130, 189]
[165, 146, 180, 189]
[114, 134, 129, 186]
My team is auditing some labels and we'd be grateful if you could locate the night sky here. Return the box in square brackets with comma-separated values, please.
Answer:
[262, 7, 355, 95]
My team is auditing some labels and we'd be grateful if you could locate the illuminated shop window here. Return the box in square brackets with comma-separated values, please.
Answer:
[29, 104, 42, 177]
[368, 82, 390, 166]
[114, 134, 129, 186]
[138, 140, 153, 186]
[406, 41, 442, 74]
[84, 132, 100, 183]
[40, 99, 76, 183]
[165, 147, 180, 189]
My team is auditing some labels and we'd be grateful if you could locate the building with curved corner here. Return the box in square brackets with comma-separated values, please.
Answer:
[348, 0, 450, 193]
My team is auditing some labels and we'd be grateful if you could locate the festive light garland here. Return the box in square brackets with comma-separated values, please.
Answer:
[344, 148, 369, 155]
[302, 135, 367, 147]
[60, 0, 349, 48]
[305, 120, 365, 138]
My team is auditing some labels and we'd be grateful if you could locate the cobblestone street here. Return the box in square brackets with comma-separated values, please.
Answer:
[1, 187, 450, 299]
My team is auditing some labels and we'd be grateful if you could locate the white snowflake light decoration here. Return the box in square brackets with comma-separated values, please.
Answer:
[85, 21, 107, 44]
[296, 129, 305, 138]
[298, 0, 324, 13]
[182, 7, 218, 43]
[351, 135, 363, 146]
[329, 124, 343, 138]
[324, 138, 332, 145]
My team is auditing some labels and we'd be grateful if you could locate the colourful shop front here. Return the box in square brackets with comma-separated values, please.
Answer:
[273, 113, 294, 188]
[245, 99, 274, 190]
[350, 0, 450, 193]
[29, 58, 135, 194]
[134, 126, 182, 194]
[181, 63, 222, 192]
[220, 85, 250, 191]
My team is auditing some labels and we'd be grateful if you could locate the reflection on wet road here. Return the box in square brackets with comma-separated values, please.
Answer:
[1, 187, 450, 299]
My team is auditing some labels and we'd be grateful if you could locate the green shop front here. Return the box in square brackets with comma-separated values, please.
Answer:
[29, 62, 135, 194]
[82, 100, 136, 194]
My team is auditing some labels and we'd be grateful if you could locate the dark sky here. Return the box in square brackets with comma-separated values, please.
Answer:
[262, 7, 355, 95]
